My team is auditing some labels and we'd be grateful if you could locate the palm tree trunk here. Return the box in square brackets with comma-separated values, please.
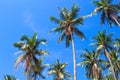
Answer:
[92, 64, 99, 80]
[58, 77, 62, 80]
[104, 48, 117, 80]
[113, 17, 120, 26]
[110, 14, 120, 26]
[71, 34, 77, 80]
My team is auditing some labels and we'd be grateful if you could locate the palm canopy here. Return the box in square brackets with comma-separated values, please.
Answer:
[48, 60, 71, 80]
[4, 75, 17, 80]
[77, 49, 103, 79]
[90, 30, 114, 52]
[13, 33, 48, 78]
[50, 3, 85, 47]
[85, 0, 120, 27]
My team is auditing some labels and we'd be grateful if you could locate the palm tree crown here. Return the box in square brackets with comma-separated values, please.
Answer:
[50, 3, 85, 47]
[13, 33, 48, 80]
[91, 30, 113, 52]
[78, 49, 103, 80]
[85, 0, 120, 27]
[48, 60, 71, 80]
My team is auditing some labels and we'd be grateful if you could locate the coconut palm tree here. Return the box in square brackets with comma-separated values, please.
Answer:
[91, 30, 117, 80]
[50, 3, 85, 80]
[4, 75, 17, 80]
[13, 33, 48, 80]
[48, 60, 71, 80]
[83, 0, 120, 27]
[77, 49, 103, 80]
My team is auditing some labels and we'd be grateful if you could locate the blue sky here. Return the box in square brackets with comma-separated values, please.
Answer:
[0, 0, 120, 80]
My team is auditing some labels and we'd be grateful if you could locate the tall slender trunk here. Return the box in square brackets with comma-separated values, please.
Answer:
[113, 17, 120, 26]
[58, 77, 62, 80]
[104, 47, 117, 80]
[110, 14, 120, 26]
[92, 64, 99, 80]
[71, 34, 77, 80]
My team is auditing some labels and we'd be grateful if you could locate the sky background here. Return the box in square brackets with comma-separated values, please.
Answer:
[0, 0, 120, 80]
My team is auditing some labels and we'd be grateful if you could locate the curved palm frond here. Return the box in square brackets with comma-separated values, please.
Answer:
[4, 75, 17, 80]
[35, 50, 49, 55]
[14, 54, 25, 70]
[69, 3, 80, 20]
[73, 27, 85, 40]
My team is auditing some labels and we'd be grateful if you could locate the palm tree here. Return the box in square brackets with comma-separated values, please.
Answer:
[13, 33, 48, 80]
[48, 60, 71, 80]
[50, 3, 85, 80]
[83, 0, 120, 27]
[91, 30, 117, 80]
[77, 49, 103, 80]
[4, 75, 17, 80]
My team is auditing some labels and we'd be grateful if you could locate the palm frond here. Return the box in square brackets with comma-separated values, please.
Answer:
[72, 17, 83, 25]
[13, 41, 24, 48]
[14, 54, 25, 70]
[93, 1, 102, 6]
[35, 50, 49, 55]
[69, 3, 80, 20]
[77, 60, 89, 67]
[58, 31, 66, 44]
[73, 27, 85, 40]
[57, 7, 68, 20]
[62, 7, 69, 20]
[38, 39, 47, 45]
[20, 35, 30, 41]
[65, 35, 71, 47]
[100, 11, 106, 25]
[63, 71, 72, 79]
[50, 27, 64, 33]
[57, 7, 66, 20]
[50, 16, 61, 24]
[32, 32, 37, 43]
[96, 45, 104, 52]
[38, 73, 46, 79]
[48, 70, 56, 75]
[4, 75, 17, 80]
